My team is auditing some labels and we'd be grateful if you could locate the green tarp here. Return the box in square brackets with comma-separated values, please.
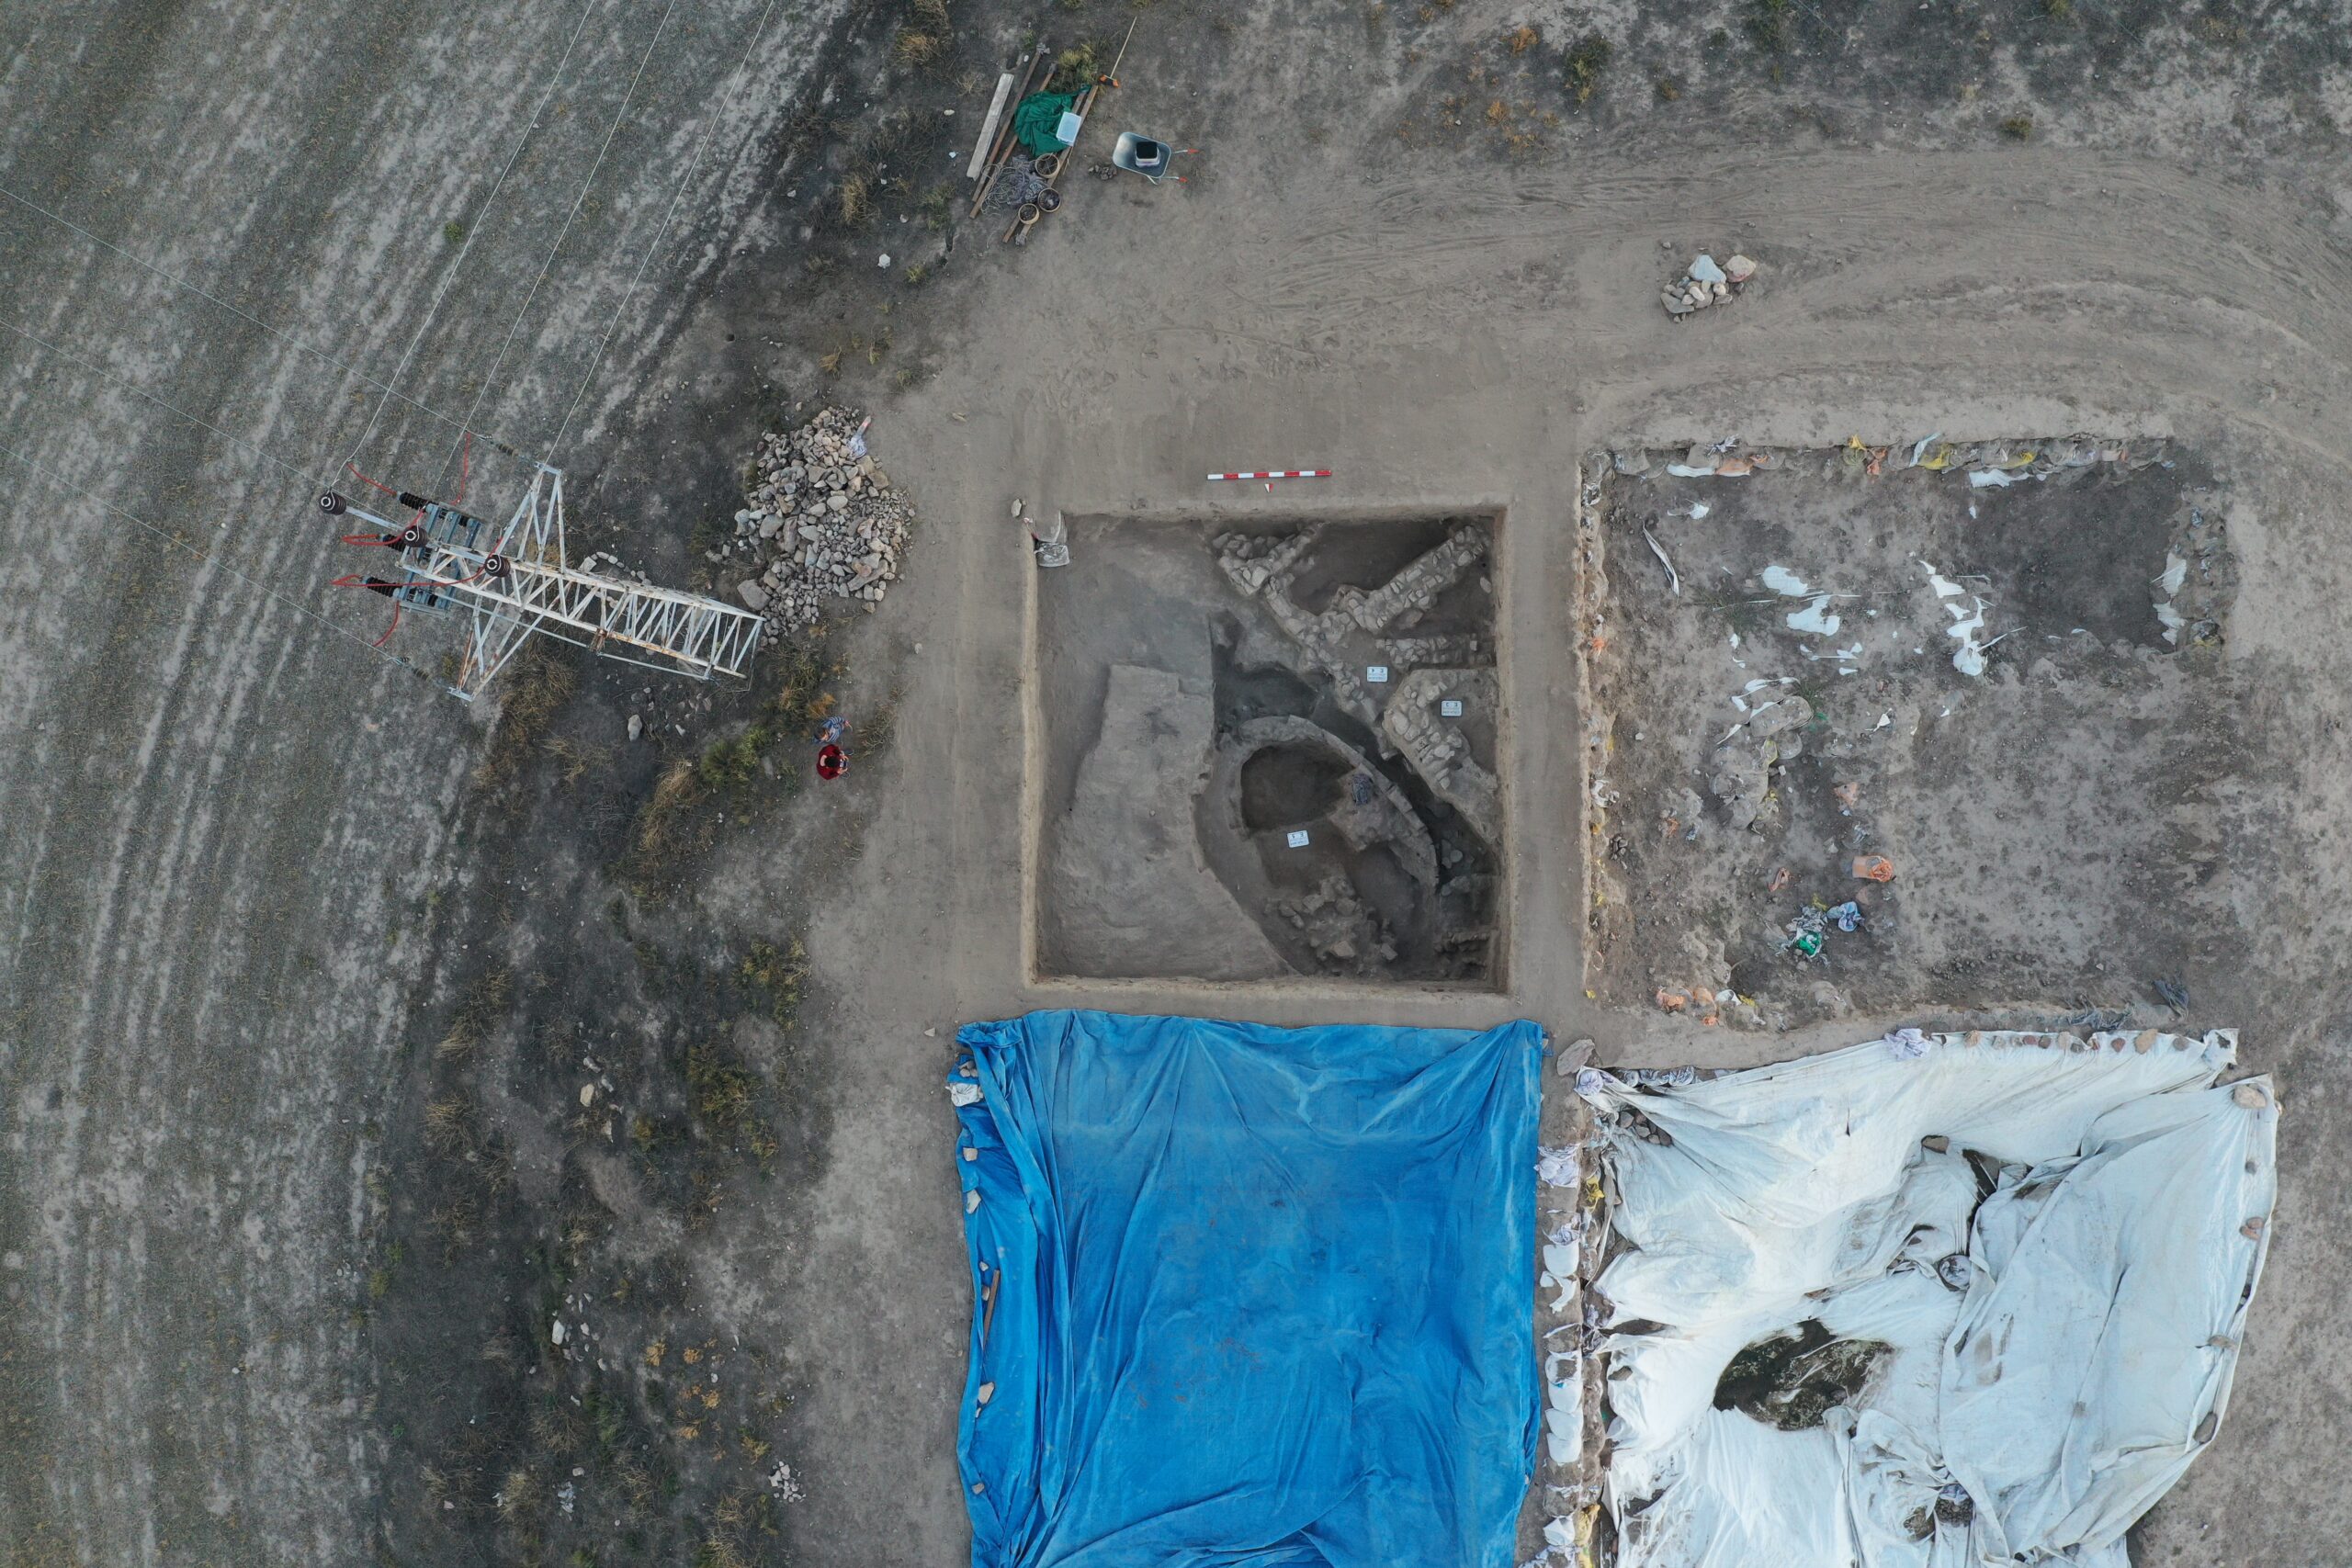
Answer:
[1012, 91, 1084, 156]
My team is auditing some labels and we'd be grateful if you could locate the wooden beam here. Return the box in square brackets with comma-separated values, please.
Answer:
[965, 71, 1015, 181]
[969, 47, 1049, 216]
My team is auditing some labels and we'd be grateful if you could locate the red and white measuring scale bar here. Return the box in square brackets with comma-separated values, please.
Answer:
[1206, 468, 1331, 481]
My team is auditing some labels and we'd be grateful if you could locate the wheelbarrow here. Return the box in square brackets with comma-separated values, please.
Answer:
[1111, 132, 1192, 185]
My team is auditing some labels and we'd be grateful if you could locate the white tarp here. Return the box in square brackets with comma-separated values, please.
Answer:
[1580, 1028, 2276, 1568]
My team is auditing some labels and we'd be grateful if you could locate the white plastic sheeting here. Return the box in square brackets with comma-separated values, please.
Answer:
[1580, 1029, 2276, 1568]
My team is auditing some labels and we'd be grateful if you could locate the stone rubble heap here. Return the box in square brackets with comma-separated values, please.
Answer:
[1271, 873, 1399, 974]
[1660, 251, 1758, 317]
[577, 550, 650, 584]
[716, 405, 913, 628]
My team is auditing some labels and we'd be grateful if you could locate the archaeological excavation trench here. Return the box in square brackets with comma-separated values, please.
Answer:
[1032, 512, 1506, 986]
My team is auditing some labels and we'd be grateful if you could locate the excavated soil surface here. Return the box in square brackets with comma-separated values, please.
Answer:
[1585, 447, 2242, 1029]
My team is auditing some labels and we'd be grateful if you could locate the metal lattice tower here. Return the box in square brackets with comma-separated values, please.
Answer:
[322, 467, 764, 701]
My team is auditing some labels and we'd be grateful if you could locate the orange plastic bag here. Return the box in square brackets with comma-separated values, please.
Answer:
[1852, 854, 1895, 883]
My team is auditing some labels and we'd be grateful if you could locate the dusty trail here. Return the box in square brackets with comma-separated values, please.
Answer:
[0, 3, 841, 1561]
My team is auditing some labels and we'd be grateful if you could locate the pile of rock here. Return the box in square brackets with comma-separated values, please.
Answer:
[1707, 692, 1811, 832]
[1271, 874, 1399, 974]
[1660, 251, 1758, 317]
[577, 549, 649, 584]
[718, 406, 914, 627]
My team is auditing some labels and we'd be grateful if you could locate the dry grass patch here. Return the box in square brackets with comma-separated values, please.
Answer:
[474, 645, 577, 791]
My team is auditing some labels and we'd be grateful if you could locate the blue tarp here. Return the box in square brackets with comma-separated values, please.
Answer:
[949, 1010, 1544, 1568]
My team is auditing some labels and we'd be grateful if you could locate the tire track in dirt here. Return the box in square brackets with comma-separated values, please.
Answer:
[1217, 152, 2352, 400]
[0, 1, 844, 1561]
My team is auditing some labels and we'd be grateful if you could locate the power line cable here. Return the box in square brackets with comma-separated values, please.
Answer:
[3, 317, 323, 491]
[0, 435, 436, 684]
[0, 183, 531, 465]
[439, 0, 682, 491]
[552, 0, 786, 454]
[341, 0, 605, 481]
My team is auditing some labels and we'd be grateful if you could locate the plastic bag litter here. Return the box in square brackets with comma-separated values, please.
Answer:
[1782, 908, 1829, 958]
[1545, 1404, 1583, 1465]
[1538, 1146, 1582, 1186]
[1643, 528, 1681, 594]
[1882, 1026, 1931, 1058]
[1968, 468, 2022, 489]
[1543, 1258, 1577, 1311]
[1785, 595, 1840, 636]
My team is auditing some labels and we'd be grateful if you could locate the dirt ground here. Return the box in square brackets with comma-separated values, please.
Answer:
[0, 1, 862, 1563]
[13, 0, 2352, 1565]
[1587, 444, 2237, 1030]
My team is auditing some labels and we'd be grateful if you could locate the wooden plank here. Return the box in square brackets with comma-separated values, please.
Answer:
[970, 48, 1049, 216]
[965, 71, 1015, 181]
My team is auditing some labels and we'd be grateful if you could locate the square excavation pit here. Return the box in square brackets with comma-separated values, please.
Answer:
[1582, 437, 2240, 1028]
[1031, 510, 1508, 987]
